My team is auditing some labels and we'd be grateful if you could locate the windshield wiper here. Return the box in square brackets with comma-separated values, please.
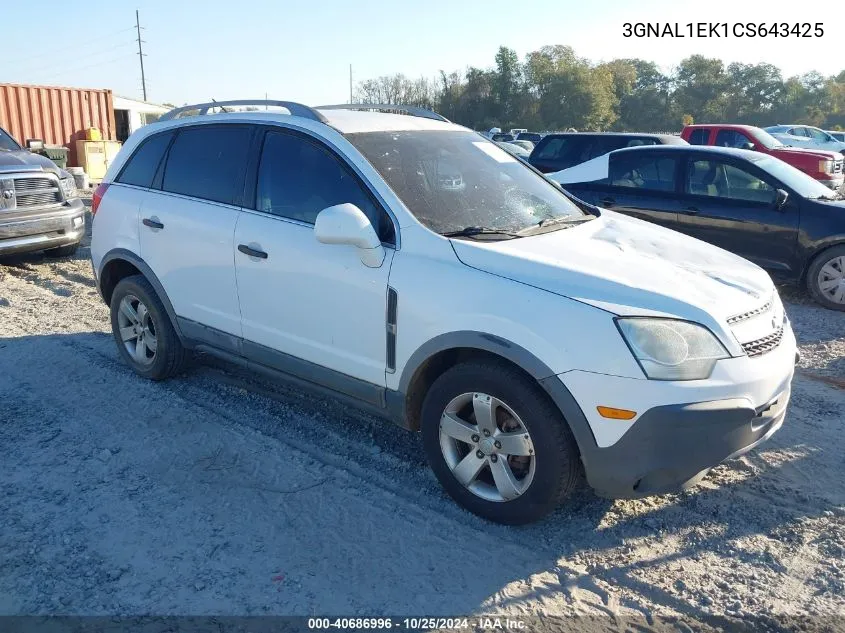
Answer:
[517, 215, 595, 235]
[441, 226, 522, 240]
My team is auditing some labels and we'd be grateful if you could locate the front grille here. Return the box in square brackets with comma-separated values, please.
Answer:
[727, 298, 773, 325]
[16, 191, 62, 207]
[742, 326, 784, 357]
[833, 159, 843, 175]
[14, 177, 54, 191]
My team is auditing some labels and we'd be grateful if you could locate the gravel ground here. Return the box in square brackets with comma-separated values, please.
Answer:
[1, 200, 844, 629]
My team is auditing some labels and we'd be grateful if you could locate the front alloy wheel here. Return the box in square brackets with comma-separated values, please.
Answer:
[421, 360, 581, 524]
[439, 392, 536, 502]
[816, 255, 845, 306]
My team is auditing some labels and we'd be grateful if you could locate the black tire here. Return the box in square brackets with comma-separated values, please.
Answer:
[421, 360, 581, 525]
[806, 244, 845, 311]
[110, 274, 185, 380]
[43, 242, 79, 258]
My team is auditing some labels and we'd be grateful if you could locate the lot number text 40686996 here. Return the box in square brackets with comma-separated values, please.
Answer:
[622, 22, 824, 38]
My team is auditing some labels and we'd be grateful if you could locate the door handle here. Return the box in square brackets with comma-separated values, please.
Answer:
[142, 217, 164, 229]
[599, 197, 616, 207]
[682, 206, 700, 215]
[238, 244, 268, 259]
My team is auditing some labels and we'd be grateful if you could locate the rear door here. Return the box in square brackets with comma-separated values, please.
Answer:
[139, 123, 253, 338]
[674, 153, 800, 274]
[585, 150, 682, 230]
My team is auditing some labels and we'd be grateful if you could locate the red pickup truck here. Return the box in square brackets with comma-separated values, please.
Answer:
[681, 124, 844, 190]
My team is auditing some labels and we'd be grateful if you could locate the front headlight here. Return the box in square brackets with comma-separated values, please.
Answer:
[819, 159, 833, 174]
[616, 318, 730, 381]
[60, 176, 77, 199]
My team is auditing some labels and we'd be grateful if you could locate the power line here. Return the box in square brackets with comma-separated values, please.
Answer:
[34, 54, 137, 83]
[22, 41, 134, 76]
[1, 27, 136, 66]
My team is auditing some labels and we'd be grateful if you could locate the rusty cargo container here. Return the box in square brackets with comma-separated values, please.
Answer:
[0, 83, 116, 167]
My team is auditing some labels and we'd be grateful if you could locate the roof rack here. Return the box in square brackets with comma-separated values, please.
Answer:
[159, 100, 328, 123]
[317, 103, 449, 123]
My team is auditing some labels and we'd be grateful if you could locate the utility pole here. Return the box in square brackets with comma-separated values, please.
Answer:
[349, 64, 353, 103]
[135, 10, 147, 101]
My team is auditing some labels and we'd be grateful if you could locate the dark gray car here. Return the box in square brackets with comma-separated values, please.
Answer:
[0, 126, 85, 258]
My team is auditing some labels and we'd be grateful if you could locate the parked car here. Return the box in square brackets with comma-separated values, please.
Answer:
[550, 144, 845, 310]
[0, 126, 84, 258]
[508, 139, 535, 152]
[509, 128, 528, 138]
[491, 133, 515, 142]
[494, 140, 531, 158]
[528, 132, 687, 173]
[516, 132, 543, 144]
[827, 131, 845, 143]
[682, 124, 844, 190]
[91, 100, 796, 524]
[764, 125, 845, 154]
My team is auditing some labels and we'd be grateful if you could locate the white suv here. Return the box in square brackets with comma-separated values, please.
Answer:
[90, 100, 797, 524]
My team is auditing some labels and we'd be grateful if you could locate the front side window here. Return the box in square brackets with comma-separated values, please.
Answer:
[161, 125, 251, 205]
[256, 131, 395, 243]
[807, 127, 829, 141]
[687, 160, 776, 204]
[348, 130, 585, 235]
[609, 153, 676, 191]
[116, 131, 173, 188]
[0, 127, 21, 151]
[715, 130, 752, 148]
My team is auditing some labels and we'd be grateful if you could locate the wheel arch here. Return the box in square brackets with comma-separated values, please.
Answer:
[395, 332, 598, 456]
[802, 239, 845, 282]
[97, 248, 184, 341]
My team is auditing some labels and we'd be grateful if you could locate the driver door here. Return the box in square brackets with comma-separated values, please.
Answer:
[673, 155, 800, 275]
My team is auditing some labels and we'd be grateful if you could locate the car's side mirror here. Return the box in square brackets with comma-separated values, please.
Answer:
[314, 203, 385, 268]
[741, 142, 755, 151]
[774, 188, 789, 210]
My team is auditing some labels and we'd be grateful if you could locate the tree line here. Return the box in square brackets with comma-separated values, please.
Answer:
[354, 45, 845, 133]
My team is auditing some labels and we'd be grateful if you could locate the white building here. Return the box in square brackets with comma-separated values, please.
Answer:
[113, 95, 170, 142]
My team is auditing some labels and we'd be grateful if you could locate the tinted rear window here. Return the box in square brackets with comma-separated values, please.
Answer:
[116, 131, 173, 188]
[162, 126, 252, 205]
[609, 153, 677, 191]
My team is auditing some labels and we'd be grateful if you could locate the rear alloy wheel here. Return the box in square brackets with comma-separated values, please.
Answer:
[421, 360, 581, 525]
[807, 245, 845, 311]
[110, 275, 185, 380]
[117, 294, 158, 366]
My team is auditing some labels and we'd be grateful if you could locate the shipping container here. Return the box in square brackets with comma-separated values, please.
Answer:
[0, 83, 116, 168]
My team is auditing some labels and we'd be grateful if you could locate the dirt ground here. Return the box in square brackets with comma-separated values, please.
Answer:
[1, 203, 844, 629]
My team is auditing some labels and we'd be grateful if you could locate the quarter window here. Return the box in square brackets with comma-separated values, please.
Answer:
[687, 160, 776, 204]
[116, 131, 173, 188]
[256, 131, 395, 244]
[609, 154, 676, 191]
[161, 126, 251, 205]
[687, 129, 710, 145]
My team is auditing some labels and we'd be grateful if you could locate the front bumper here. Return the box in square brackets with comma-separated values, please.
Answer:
[818, 174, 844, 190]
[0, 198, 85, 256]
[545, 322, 797, 499]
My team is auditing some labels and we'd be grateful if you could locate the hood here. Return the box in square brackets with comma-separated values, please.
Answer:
[0, 149, 62, 176]
[771, 145, 841, 160]
[450, 211, 774, 323]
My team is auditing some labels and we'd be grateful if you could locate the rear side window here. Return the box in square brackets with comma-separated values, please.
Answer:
[161, 126, 252, 205]
[687, 129, 710, 145]
[534, 137, 566, 159]
[609, 153, 676, 191]
[256, 130, 395, 244]
[625, 137, 660, 148]
[116, 131, 173, 188]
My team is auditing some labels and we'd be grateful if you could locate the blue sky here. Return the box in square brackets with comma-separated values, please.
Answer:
[3, 0, 840, 106]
